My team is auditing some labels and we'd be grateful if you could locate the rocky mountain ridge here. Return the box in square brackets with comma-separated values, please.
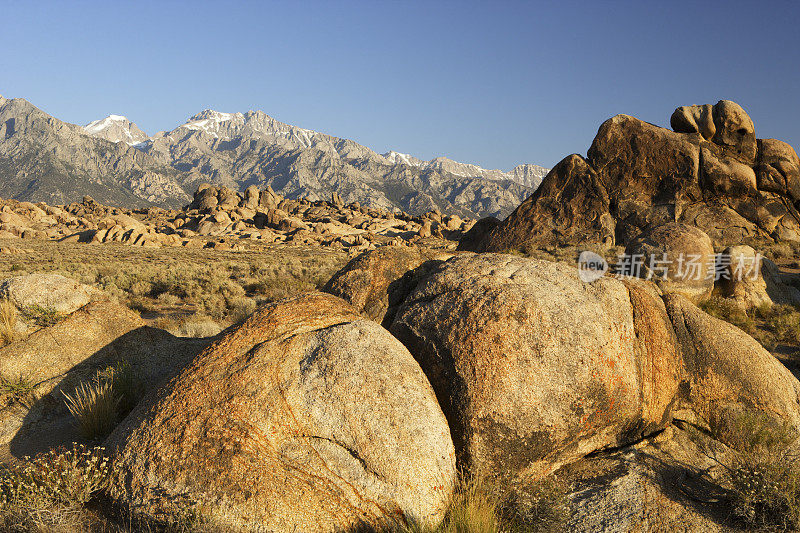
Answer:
[0, 95, 190, 207]
[1, 92, 549, 217]
[85, 110, 550, 189]
[0, 94, 545, 217]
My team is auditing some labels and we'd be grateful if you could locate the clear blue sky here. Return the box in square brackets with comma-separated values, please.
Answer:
[1, 0, 798, 170]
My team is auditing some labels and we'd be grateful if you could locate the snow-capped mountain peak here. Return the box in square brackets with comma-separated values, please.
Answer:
[83, 115, 148, 146]
[179, 110, 248, 139]
[382, 151, 423, 167]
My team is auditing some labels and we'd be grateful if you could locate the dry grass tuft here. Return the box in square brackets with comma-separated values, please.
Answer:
[98, 360, 145, 419]
[701, 409, 800, 531]
[63, 360, 145, 442]
[396, 473, 566, 533]
[699, 297, 757, 334]
[63, 378, 120, 442]
[153, 314, 222, 338]
[0, 374, 37, 407]
[21, 305, 62, 328]
[699, 298, 800, 352]
[435, 475, 502, 533]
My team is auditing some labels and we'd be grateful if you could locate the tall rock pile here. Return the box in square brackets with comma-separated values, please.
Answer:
[471, 100, 800, 251]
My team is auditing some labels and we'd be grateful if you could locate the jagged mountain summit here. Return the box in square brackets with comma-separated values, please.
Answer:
[127, 108, 549, 202]
[0, 93, 546, 216]
[83, 115, 148, 146]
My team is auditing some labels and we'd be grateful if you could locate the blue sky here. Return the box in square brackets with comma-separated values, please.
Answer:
[1, 0, 798, 169]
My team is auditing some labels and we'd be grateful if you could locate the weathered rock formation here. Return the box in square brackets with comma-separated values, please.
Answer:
[106, 293, 456, 532]
[472, 100, 800, 251]
[325, 249, 800, 487]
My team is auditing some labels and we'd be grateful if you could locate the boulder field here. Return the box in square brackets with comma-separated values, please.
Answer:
[4, 94, 800, 528]
[94, 245, 800, 530]
[0, 183, 474, 253]
[467, 100, 800, 252]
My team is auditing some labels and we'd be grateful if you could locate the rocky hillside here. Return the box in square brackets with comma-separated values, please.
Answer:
[0, 94, 547, 217]
[0, 96, 189, 208]
[469, 99, 800, 252]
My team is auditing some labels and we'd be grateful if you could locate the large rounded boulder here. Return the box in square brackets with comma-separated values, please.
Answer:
[624, 222, 716, 303]
[323, 246, 448, 327]
[389, 253, 683, 481]
[106, 293, 455, 532]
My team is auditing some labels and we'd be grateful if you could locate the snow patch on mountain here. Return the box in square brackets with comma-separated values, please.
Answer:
[383, 151, 422, 167]
[83, 115, 149, 146]
[85, 115, 127, 134]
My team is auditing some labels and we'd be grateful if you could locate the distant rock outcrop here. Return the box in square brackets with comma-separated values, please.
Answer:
[0, 182, 477, 252]
[472, 100, 800, 251]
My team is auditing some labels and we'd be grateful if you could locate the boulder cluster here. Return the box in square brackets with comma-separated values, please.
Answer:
[2, 243, 800, 530]
[326, 249, 800, 480]
[69, 246, 800, 530]
[471, 100, 800, 252]
[0, 185, 475, 252]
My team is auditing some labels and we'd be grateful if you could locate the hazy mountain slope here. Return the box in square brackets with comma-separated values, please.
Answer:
[0, 96, 191, 207]
[0, 94, 543, 217]
[131, 109, 540, 217]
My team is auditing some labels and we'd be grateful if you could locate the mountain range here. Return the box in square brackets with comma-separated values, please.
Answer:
[0, 94, 548, 217]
